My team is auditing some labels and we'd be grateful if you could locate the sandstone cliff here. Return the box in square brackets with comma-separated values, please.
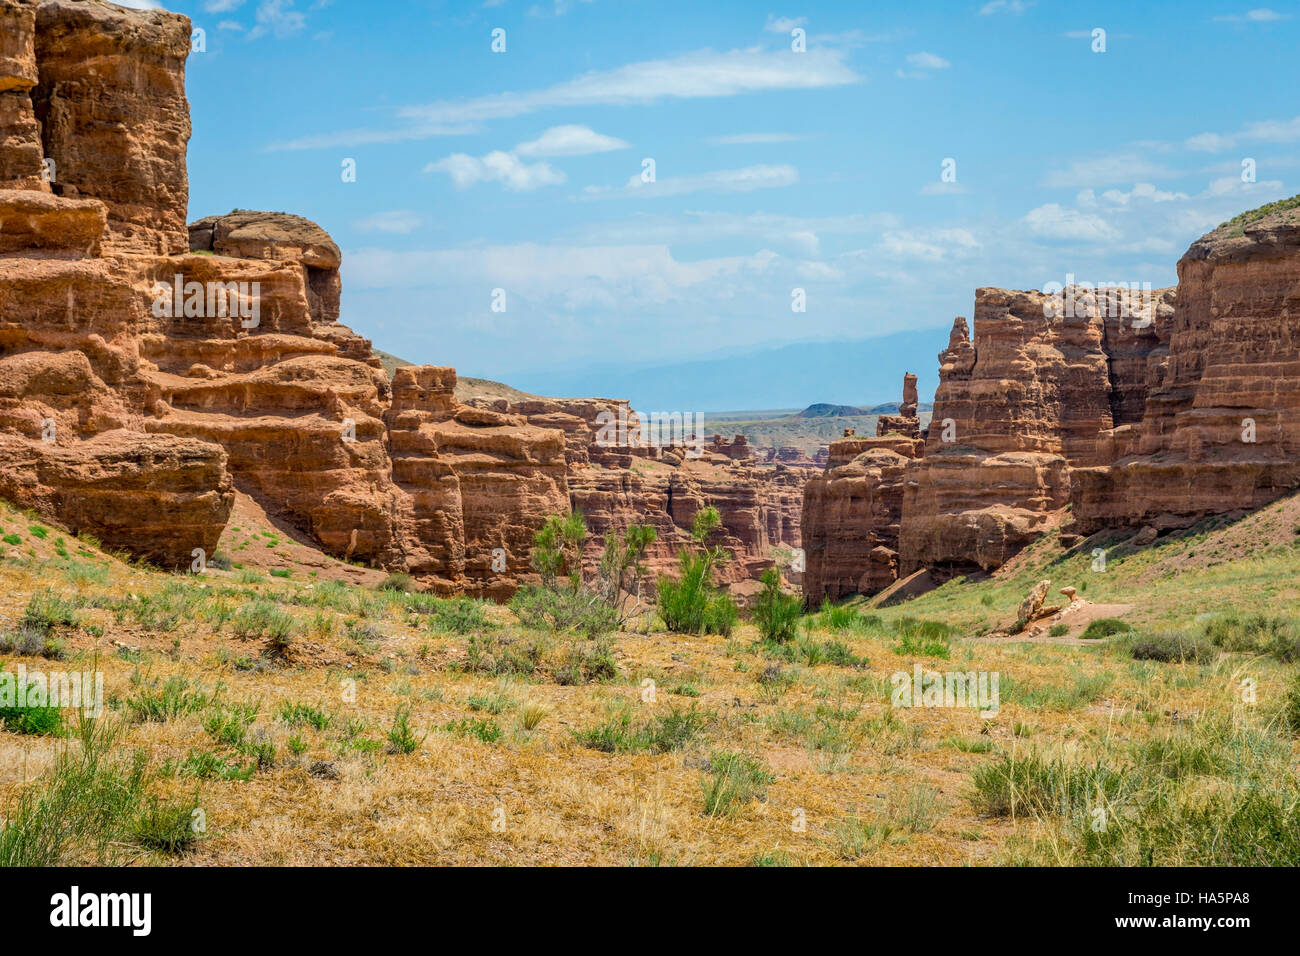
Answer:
[471, 397, 806, 587]
[803, 284, 1174, 601]
[802, 375, 922, 602]
[1071, 200, 1300, 534]
[0, 0, 798, 598]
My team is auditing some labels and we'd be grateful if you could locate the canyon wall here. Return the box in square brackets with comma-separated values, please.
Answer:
[0, 0, 800, 598]
[803, 285, 1174, 602]
[1070, 206, 1300, 533]
[805, 199, 1300, 603]
[471, 396, 806, 586]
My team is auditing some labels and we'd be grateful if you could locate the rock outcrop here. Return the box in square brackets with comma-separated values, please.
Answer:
[1070, 202, 1300, 534]
[804, 199, 1300, 602]
[897, 285, 1172, 581]
[804, 283, 1174, 600]
[471, 397, 807, 587]
[802, 374, 922, 602]
[0, 0, 797, 595]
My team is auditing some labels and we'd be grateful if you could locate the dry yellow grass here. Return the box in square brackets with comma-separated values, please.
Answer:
[2, 496, 1298, 866]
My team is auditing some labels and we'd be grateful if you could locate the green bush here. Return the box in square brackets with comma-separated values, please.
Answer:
[508, 584, 617, 638]
[700, 751, 774, 818]
[753, 568, 802, 643]
[0, 716, 200, 865]
[574, 705, 708, 754]
[1129, 631, 1217, 664]
[21, 590, 78, 634]
[1081, 617, 1131, 640]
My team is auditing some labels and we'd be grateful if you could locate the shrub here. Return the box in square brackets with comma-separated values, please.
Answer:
[386, 706, 426, 754]
[126, 674, 210, 723]
[509, 585, 617, 639]
[0, 716, 200, 865]
[442, 717, 502, 744]
[969, 752, 1128, 817]
[700, 751, 773, 818]
[0, 624, 64, 659]
[0, 701, 65, 736]
[596, 523, 657, 623]
[753, 568, 803, 643]
[380, 572, 414, 593]
[232, 599, 297, 654]
[425, 596, 493, 634]
[1129, 631, 1217, 664]
[574, 705, 708, 754]
[656, 507, 737, 637]
[277, 701, 332, 731]
[531, 512, 587, 590]
[463, 631, 544, 677]
[21, 590, 78, 634]
[1081, 617, 1131, 640]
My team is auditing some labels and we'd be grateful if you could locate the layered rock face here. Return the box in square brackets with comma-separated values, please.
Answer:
[803, 283, 1173, 600]
[804, 201, 1300, 600]
[0, 2, 574, 592]
[1, 0, 45, 189]
[0, 0, 232, 564]
[803, 375, 922, 602]
[33, 0, 192, 254]
[897, 286, 1176, 580]
[472, 396, 807, 585]
[1071, 205, 1300, 533]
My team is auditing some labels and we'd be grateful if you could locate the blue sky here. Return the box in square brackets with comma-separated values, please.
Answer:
[129, 0, 1298, 409]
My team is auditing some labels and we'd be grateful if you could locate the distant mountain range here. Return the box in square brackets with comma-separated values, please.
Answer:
[796, 401, 934, 419]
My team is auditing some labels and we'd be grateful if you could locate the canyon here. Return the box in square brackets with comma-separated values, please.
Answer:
[0, 0, 803, 599]
[803, 202, 1300, 604]
[4, 0, 1298, 611]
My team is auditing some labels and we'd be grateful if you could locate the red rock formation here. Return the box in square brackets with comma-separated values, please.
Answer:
[804, 282, 1174, 598]
[33, 0, 192, 255]
[473, 396, 807, 585]
[0, 2, 575, 593]
[897, 286, 1171, 580]
[803, 374, 922, 602]
[1071, 203, 1300, 533]
[0, 0, 45, 190]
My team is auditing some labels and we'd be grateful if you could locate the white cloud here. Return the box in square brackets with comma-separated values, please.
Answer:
[706, 132, 805, 145]
[1213, 8, 1291, 22]
[921, 181, 966, 195]
[765, 15, 807, 32]
[583, 164, 798, 200]
[1042, 153, 1175, 188]
[878, 228, 980, 261]
[514, 125, 630, 157]
[271, 47, 860, 150]
[1186, 132, 1235, 152]
[424, 151, 566, 191]
[906, 51, 950, 69]
[570, 210, 900, 256]
[353, 210, 422, 235]
[1022, 204, 1120, 241]
[203, 0, 246, 11]
[1184, 115, 1300, 153]
[248, 0, 305, 40]
[980, 0, 1032, 13]
[1091, 182, 1189, 205]
[347, 243, 768, 297]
